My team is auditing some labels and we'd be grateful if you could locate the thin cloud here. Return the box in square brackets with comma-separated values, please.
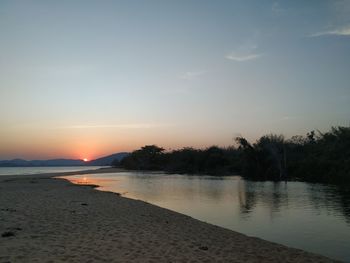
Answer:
[226, 53, 262, 62]
[226, 44, 263, 62]
[310, 26, 350, 37]
[57, 123, 172, 129]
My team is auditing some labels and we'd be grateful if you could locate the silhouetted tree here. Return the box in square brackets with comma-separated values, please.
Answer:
[120, 145, 165, 170]
[120, 126, 350, 184]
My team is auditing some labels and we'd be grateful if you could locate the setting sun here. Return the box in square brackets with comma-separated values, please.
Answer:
[83, 158, 88, 162]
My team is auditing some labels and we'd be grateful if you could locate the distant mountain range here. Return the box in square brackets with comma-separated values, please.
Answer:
[0, 152, 129, 167]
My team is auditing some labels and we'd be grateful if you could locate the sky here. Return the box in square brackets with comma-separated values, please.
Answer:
[0, 0, 349, 160]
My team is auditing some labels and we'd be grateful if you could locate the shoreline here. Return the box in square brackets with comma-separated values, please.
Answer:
[0, 170, 339, 262]
[0, 167, 127, 178]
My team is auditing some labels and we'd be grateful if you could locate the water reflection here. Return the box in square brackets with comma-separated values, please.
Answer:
[61, 172, 350, 262]
[238, 181, 290, 217]
[307, 184, 350, 224]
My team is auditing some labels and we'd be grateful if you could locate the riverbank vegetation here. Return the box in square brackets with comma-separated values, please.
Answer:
[117, 126, 350, 184]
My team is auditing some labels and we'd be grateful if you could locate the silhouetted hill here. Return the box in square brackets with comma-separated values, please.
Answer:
[87, 152, 129, 166]
[0, 152, 129, 167]
[0, 158, 86, 167]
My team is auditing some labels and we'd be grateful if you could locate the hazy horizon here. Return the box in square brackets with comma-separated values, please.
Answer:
[1, 0, 349, 160]
[0, 127, 347, 161]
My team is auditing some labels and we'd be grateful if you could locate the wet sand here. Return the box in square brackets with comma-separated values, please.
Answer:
[0, 170, 338, 262]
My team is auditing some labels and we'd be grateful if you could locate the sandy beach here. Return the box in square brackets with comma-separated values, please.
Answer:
[0, 170, 338, 262]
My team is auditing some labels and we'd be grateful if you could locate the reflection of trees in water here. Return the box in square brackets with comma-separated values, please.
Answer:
[307, 184, 350, 224]
[337, 187, 350, 223]
[238, 179, 257, 215]
[116, 173, 350, 225]
[186, 176, 228, 201]
[126, 174, 229, 202]
[237, 180, 289, 218]
[237, 179, 350, 224]
[271, 182, 288, 213]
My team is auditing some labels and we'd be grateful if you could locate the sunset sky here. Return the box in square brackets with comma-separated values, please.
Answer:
[0, 0, 349, 160]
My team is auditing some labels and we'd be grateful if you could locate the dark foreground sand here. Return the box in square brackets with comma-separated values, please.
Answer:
[0, 170, 338, 262]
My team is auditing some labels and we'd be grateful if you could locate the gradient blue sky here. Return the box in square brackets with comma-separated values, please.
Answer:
[0, 0, 349, 159]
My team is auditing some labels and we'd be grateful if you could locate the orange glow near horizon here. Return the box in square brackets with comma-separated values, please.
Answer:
[83, 158, 88, 162]
[0, 119, 238, 160]
[0, 124, 249, 160]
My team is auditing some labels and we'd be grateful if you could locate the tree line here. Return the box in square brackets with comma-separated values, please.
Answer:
[114, 126, 350, 184]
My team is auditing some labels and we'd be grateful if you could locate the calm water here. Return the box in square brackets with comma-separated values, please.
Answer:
[63, 172, 350, 262]
[0, 166, 105, 176]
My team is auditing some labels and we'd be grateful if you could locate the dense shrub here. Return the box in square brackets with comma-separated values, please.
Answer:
[120, 126, 350, 184]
